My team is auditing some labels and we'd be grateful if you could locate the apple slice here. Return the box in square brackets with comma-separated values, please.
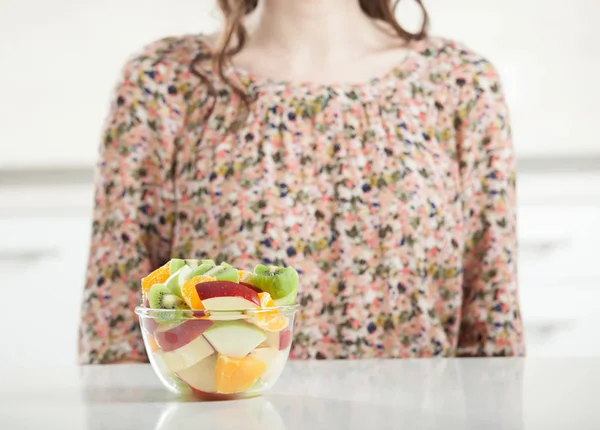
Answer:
[196, 281, 260, 310]
[265, 328, 292, 351]
[203, 321, 267, 358]
[142, 317, 158, 335]
[150, 352, 193, 395]
[188, 388, 235, 401]
[176, 354, 218, 393]
[154, 319, 213, 352]
[154, 335, 214, 373]
[279, 329, 292, 350]
[165, 265, 193, 297]
[240, 282, 262, 294]
[250, 347, 286, 383]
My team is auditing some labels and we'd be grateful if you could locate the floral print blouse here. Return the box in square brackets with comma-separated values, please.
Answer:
[79, 35, 525, 364]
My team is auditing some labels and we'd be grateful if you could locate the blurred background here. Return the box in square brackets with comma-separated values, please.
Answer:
[0, 0, 599, 370]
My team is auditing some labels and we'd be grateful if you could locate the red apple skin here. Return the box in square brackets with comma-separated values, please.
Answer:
[172, 374, 232, 401]
[195, 281, 260, 306]
[142, 318, 158, 335]
[279, 328, 292, 351]
[240, 282, 262, 294]
[192, 310, 207, 318]
[187, 387, 236, 401]
[154, 319, 213, 352]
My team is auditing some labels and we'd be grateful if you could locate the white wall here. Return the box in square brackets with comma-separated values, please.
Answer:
[426, 0, 600, 159]
[0, 0, 220, 169]
[1, 0, 599, 169]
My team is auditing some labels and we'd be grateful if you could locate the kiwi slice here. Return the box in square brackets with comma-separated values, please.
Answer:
[148, 284, 189, 323]
[205, 263, 239, 282]
[186, 258, 215, 269]
[169, 259, 186, 274]
[252, 265, 299, 300]
[185, 259, 200, 269]
[272, 287, 298, 306]
[189, 259, 217, 277]
[148, 284, 185, 310]
[155, 308, 187, 324]
[165, 265, 193, 297]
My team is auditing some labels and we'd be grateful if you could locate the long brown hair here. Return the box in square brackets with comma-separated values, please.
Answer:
[191, 0, 429, 129]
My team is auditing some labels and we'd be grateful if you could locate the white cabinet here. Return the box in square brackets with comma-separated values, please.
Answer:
[516, 174, 600, 357]
[0, 215, 91, 369]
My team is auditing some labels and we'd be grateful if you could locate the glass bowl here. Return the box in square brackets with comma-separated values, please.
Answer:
[135, 305, 298, 400]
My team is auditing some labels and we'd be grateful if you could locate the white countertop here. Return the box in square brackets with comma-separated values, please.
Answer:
[1, 359, 599, 429]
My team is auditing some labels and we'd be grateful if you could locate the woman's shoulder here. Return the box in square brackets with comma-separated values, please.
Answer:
[118, 34, 209, 82]
[415, 36, 502, 81]
[412, 36, 506, 104]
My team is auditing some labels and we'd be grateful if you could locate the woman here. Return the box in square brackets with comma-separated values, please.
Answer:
[79, 0, 525, 364]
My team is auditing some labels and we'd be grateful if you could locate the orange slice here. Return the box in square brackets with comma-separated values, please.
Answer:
[251, 293, 289, 332]
[258, 315, 288, 332]
[258, 292, 276, 308]
[180, 275, 215, 309]
[215, 354, 267, 394]
[238, 270, 254, 283]
[141, 263, 170, 295]
[146, 334, 160, 352]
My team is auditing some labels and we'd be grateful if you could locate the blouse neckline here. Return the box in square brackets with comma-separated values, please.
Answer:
[194, 35, 426, 92]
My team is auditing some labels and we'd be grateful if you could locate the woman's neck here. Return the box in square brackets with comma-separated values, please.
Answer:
[221, 0, 412, 85]
[247, 0, 384, 65]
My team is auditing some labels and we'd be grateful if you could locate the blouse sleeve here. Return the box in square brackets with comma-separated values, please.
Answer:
[454, 60, 526, 357]
[78, 47, 183, 364]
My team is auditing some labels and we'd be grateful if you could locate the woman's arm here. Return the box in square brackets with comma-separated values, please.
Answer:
[78, 42, 184, 364]
[455, 58, 526, 357]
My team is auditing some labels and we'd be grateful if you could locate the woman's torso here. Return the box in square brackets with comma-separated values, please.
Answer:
[119, 34, 506, 358]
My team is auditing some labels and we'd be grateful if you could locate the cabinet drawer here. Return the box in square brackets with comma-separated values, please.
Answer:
[517, 205, 600, 286]
[0, 216, 91, 369]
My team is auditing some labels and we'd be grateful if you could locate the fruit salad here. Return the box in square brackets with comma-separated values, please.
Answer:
[136, 259, 299, 399]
